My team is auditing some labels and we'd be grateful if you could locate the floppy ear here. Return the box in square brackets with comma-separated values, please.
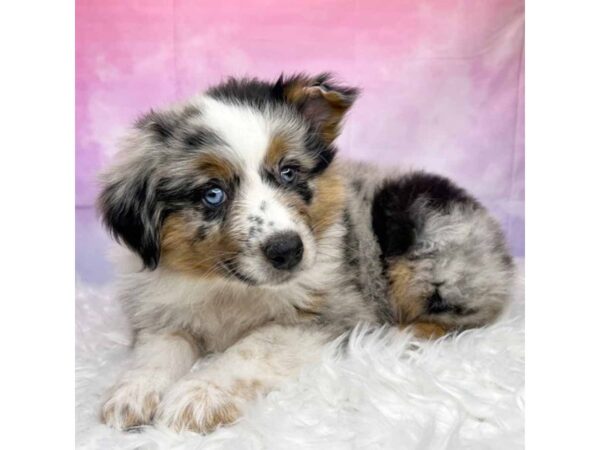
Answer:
[275, 73, 359, 145]
[97, 134, 164, 270]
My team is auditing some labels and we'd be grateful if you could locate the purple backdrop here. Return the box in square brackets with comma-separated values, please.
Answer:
[76, 0, 524, 283]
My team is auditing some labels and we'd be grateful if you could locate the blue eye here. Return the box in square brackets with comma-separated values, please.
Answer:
[279, 166, 297, 185]
[202, 187, 226, 207]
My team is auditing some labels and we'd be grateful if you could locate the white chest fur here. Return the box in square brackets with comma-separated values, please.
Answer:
[110, 220, 354, 352]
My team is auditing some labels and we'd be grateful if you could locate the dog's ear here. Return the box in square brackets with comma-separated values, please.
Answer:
[98, 173, 163, 270]
[275, 73, 359, 145]
[97, 120, 167, 270]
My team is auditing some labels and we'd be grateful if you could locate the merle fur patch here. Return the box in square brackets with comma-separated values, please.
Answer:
[372, 172, 480, 259]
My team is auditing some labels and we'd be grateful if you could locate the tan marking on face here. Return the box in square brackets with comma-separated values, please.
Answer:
[264, 133, 289, 168]
[263, 133, 314, 176]
[195, 152, 238, 182]
[307, 166, 346, 238]
[161, 212, 239, 277]
[262, 135, 345, 239]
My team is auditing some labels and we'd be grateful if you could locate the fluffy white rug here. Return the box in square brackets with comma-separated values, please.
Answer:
[76, 261, 524, 450]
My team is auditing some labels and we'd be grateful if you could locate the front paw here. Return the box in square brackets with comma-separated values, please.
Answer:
[101, 380, 160, 430]
[155, 378, 241, 433]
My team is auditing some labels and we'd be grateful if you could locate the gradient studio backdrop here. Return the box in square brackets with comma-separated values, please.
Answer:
[76, 0, 524, 284]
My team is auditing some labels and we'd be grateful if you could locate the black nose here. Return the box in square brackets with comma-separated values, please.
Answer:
[261, 231, 304, 271]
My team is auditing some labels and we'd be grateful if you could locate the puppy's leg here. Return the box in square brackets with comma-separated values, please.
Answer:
[372, 172, 515, 338]
[155, 323, 329, 433]
[101, 330, 200, 430]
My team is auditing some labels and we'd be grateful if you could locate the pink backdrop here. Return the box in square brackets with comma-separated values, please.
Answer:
[76, 0, 524, 281]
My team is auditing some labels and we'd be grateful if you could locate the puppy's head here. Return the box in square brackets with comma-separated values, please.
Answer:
[98, 73, 358, 286]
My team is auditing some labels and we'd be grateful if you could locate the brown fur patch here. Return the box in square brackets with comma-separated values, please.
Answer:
[263, 133, 314, 175]
[387, 259, 426, 323]
[293, 291, 326, 319]
[388, 261, 457, 339]
[159, 152, 241, 278]
[120, 405, 140, 429]
[307, 166, 346, 238]
[100, 404, 115, 425]
[410, 322, 448, 340]
[171, 385, 240, 433]
[283, 77, 353, 144]
[161, 212, 239, 277]
[141, 392, 160, 421]
[101, 391, 159, 429]
[310, 88, 352, 144]
[195, 152, 238, 181]
[283, 77, 310, 104]
[264, 134, 289, 168]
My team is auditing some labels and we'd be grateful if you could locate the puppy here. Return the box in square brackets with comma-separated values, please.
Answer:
[98, 73, 514, 433]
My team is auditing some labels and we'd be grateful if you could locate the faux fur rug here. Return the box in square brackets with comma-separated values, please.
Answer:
[76, 261, 524, 450]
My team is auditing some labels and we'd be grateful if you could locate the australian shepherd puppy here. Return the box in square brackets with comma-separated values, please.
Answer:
[98, 73, 515, 433]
